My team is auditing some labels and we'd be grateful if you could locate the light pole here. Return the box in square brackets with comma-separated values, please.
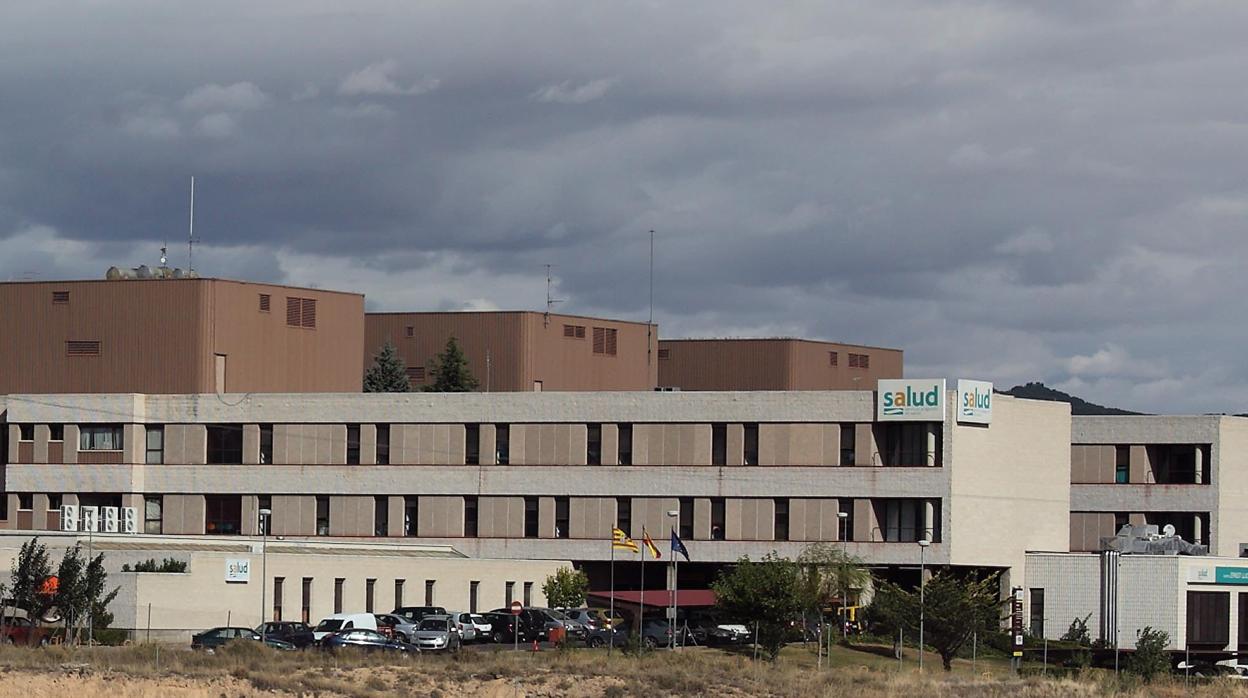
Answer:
[667, 509, 679, 651]
[918, 538, 931, 673]
[258, 508, 271, 644]
[838, 511, 850, 640]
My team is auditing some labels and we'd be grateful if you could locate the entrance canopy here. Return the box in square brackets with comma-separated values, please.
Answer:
[587, 589, 716, 608]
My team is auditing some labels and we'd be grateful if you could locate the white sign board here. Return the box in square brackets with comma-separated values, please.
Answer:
[957, 380, 994, 425]
[225, 558, 251, 583]
[877, 379, 946, 422]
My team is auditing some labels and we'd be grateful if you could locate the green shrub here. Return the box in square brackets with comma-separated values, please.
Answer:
[124, 557, 188, 573]
[1127, 626, 1170, 682]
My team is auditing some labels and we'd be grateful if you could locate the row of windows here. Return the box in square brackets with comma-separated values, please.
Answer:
[828, 352, 871, 368]
[274, 576, 531, 623]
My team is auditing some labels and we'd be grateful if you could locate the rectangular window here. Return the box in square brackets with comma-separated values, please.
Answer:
[679, 497, 694, 539]
[774, 498, 790, 541]
[259, 424, 273, 464]
[1188, 591, 1231, 646]
[616, 497, 632, 534]
[205, 495, 242, 535]
[425, 580, 435, 606]
[316, 496, 330, 536]
[274, 577, 284, 621]
[617, 424, 633, 465]
[18, 494, 33, 511]
[563, 324, 586, 339]
[464, 496, 478, 538]
[301, 578, 312, 624]
[711, 498, 726, 540]
[465, 424, 480, 465]
[334, 578, 345, 614]
[587, 424, 602, 465]
[404, 496, 419, 536]
[880, 499, 927, 542]
[258, 495, 272, 535]
[374, 496, 389, 536]
[523, 581, 533, 607]
[1029, 588, 1045, 638]
[829, 351, 838, 366]
[555, 497, 570, 538]
[840, 424, 856, 466]
[711, 424, 727, 466]
[49, 424, 64, 441]
[394, 579, 405, 609]
[406, 366, 426, 386]
[848, 353, 870, 369]
[206, 425, 243, 464]
[1115, 446, 1130, 484]
[52, 290, 70, 304]
[840, 499, 854, 541]
[658, 348, 670, 360]
[743, 424, 759, 466]
[469, 581, 480, 613]
[505, 581, 515, 606]
[375, 425, 390, 464]
[285, 297, 317, 328]
[79, 425, 123, 451]
[523, 496, 539, 538]
[47, 494, 62, 512]
[66, 340, 101, 356]
[366, 579, 376, 613]
[495, 425, 510, 465]
[592, 327, 618, 355]
[259, 293, 271, 312]
[405, 325, 414, 338]
[145, 427, 164, 464]
[18, 424, 33, 441]
[144, 496, 163, 534]
[0, 495, 7, 521]
[346, 425, 361, 464]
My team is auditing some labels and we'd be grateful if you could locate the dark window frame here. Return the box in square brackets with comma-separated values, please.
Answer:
[206, 425, 244, 464]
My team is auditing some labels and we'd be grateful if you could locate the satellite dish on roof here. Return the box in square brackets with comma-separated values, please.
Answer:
[1163, 524, 1176, 538]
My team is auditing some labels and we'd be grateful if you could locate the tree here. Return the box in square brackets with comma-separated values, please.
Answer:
[54, 544, 88, 642]
[712, 553, 804, 661]
[1128, 626, 1170, 681]
[8, 538, 52, 624]
[84, 551, 119, 636]
[869, 572, 1003, 671]
[796, 544, 872, 628]
[542, 567, 589, 610]
[424, 337, 479, 392]
[363, 342, 411, 393]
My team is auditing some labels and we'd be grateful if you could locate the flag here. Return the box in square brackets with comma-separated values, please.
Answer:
[612, 527, 639, 553]
[670, 530, 690, 562]
[642, 528, 662, 560]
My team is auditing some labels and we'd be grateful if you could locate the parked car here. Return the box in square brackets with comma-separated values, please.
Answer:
[558, 608, 613, 632]
[255, 621, 316, 648]
[585, 620, 675, 649]
[481, 612, 532, 644]
[545, 608, 589, 642]
[319, 628, 413, 653]
[448, 612, 479, 642]
[373, 613, 421, 642]
[313, 613, 378, 642]
[467, 614, 492, 639]
[687, 611, 751, 646]
[392, 606, 447, 624]
[262, 637, 298, 651]
[409, 615, 461, 652]
[191, 626, 260, 650]
[0, 616, 52, 646]
[488, 606, 569, 641]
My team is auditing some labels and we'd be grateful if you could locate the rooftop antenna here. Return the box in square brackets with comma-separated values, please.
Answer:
[544, 263, 564, 326]
[647, 229, 655, 365]
[187, 175, 198, 273]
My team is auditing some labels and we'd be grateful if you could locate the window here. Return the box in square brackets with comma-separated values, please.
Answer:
[563, 324, 586, 339]
[616, 497, 632, 534]
[425, 580, 436, 606]
[495, 425, 510, 465]
[52, 290, 70, 304]
[829, 351, 838, 366]
[523, 582, 533, 607]
[334, 579, 345, 614]
[145, 427, 164, 464]
[374, 496, 389, 536]
[286, 297, 317, 328]
[316, 496, 330, 536]
[465, 424, 480, 465]
[404, 496, 419, 536]
[366, 579, 376, 613]
[743, 424, 758, 466]
[301, 578, 313, 624]
[711, 424, 727, 466]
[877, 423, 939, 467]
[1029, 588, 1045, 638]
[206, 425, 243, 464]
[259, 424, 274, 464]
[205, 495, 242, 535]
[18, 424, 33, 441]
[555, 497, 570, 538]
[839, 499, 854, 541]
[258, 495, 272, 535]
[469, 581, 480, 613]
[617, 424, 633, 465]
[1114, 512, 1129, 533]
[259, 294, 271, 312]
[592, 327, 618, 355]
[394, 579, 405, 609]
[406, 366, 426, 386]
[679, 498, 694, 539]
[848, 353, 869, 369]
[711, 498, 725, 540]
[48, 494, 61, 511]
[346, 425, 361, 464]
[879, 499, 925, 542]
[523, 497, 539, 538]
[0, 496, 6, 521]
[18, 494, 33, 511]
[840, 425, 856, 466]
[376, 425, 390, 465]
[464, 496, 478, 537]
[774, 498, 790, 541]
[1115, 446, 1130, 484]
[587, 424, 601, 465]
[1188, 591, 1231, 646]
[274, 577, 284, 621]
[79, 425, 122, 451]
[49, 425, 63, 441]
[405, 326, 414, 338]
[144, 496, 163, 534]
[657, 348, 670, 360]
[505, 581, 515, 606]
[66, 340, 101, 356]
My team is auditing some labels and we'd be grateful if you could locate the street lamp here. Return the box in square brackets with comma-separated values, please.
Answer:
[258, 508, 271, 644]
[667, 509, 679, 650]
[918, 538, 931, 672]
[838, 511, 850, 640]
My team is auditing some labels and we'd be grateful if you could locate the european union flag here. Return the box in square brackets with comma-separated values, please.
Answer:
[670, 530, 690, 562]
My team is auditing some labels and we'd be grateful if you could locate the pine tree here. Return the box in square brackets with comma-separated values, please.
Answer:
[425, 337, 480, 392]
[364, 341, 411, 393]
[8, 538, 52, 624]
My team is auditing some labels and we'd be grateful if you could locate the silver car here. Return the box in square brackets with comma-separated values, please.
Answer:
[448, 612, 479, 642]
[373, 613, 420, 643]
[410, 615, 462, 652]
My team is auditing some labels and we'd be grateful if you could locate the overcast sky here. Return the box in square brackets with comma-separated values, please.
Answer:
[1, 2, 1245, 413]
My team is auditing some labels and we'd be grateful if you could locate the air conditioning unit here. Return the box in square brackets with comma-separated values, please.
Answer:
[81, 506, 99, 533]
[60, 504, 79, 532]
[121, 507, 138, 534]
[102, 506, 119, 533]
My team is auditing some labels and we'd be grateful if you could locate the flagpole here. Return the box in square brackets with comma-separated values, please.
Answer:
[640, 531, 646, 652]
[609, 538, 615, 657]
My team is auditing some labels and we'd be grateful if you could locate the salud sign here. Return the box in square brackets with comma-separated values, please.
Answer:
[225, 558, 251, 583]
[957, 379, 993, 425]
[876, 379, 946, 422]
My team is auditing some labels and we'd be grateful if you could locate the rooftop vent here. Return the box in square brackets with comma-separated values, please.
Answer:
[1100, 523, 1207, 556]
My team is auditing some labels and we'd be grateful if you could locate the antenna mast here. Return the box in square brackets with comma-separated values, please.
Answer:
[187, 175, 197, 272]
[647, 229, 655, 365]
[544, 263, 564, 326]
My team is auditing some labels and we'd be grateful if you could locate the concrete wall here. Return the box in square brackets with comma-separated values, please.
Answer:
[1215, 418, 1248, 557]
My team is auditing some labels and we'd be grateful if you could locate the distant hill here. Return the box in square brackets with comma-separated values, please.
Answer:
[1001, 382, 1143, 416]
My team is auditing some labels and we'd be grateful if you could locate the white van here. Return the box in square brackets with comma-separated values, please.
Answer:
[313, 613, 378, 641]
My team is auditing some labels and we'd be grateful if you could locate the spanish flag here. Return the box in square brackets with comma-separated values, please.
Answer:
[642, 528, 662, 559]
[612, 527, 639, 553]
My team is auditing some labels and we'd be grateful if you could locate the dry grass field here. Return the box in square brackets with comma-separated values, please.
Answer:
[0, 641, 1244, 697]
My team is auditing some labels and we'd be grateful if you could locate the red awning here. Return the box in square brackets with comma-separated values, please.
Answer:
[587, 589, 717, 608]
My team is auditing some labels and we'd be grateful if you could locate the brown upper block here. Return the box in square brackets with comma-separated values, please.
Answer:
[0, 278, 365, 393]
[657, 338, 902, 391]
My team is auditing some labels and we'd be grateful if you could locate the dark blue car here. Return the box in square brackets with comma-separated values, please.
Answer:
[319, 628, 414, 653]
